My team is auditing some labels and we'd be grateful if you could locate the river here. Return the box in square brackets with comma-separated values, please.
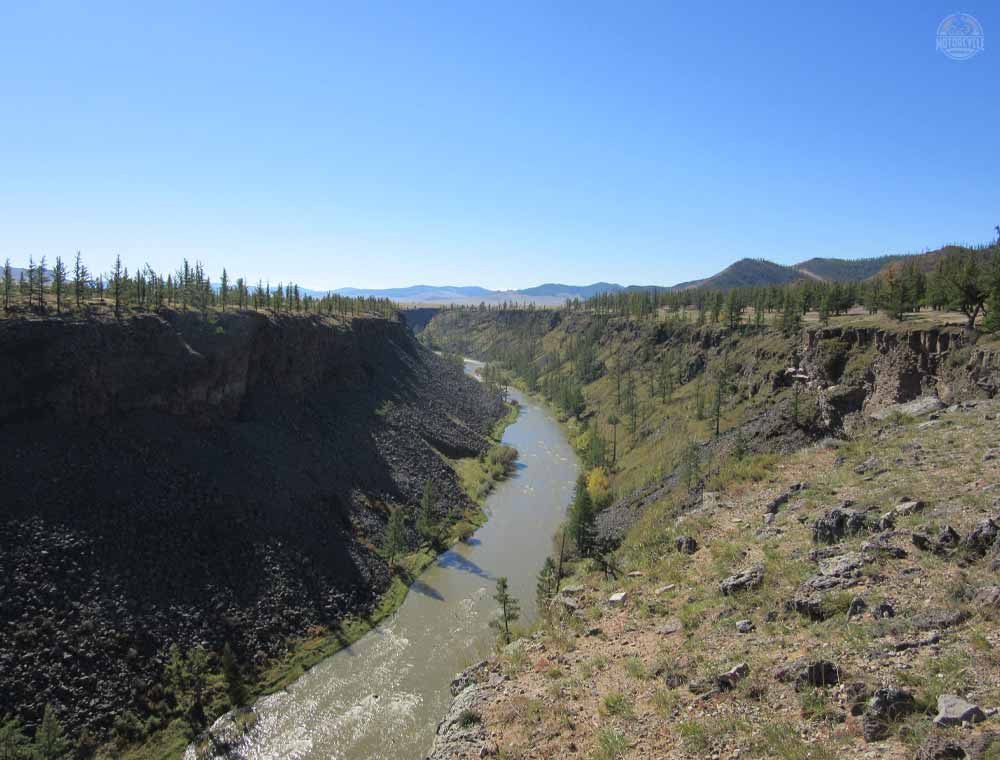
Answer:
[192, 359, 578, 760]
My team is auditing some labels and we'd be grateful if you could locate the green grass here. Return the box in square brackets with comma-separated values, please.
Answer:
[592, 728, 628, 760]
[751, 722, 840, 760]
[600, 693, 633, 718]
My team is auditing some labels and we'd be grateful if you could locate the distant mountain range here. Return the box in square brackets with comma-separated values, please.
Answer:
[5, 245, 986, 305]
[332, 253, 921, 304]
[330, 282, 629, 305]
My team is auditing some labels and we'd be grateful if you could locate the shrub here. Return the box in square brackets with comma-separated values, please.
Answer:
[600, 692, 633, 717]
[457, 709, 482, 728]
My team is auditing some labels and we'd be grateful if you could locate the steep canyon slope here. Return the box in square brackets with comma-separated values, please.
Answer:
[0, 310, 505, 746]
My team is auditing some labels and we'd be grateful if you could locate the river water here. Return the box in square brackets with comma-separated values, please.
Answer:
[193, 360, 578, 760]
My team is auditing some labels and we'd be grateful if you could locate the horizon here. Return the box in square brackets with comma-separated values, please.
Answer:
[1, 2, 998, 289]
[4, 242, 994, 295]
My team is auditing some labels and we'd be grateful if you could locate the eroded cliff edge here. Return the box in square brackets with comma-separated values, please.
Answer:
[0, 310, 504, 743]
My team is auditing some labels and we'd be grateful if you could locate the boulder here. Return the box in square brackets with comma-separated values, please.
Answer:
[863, 687, 916, 742]
[735, 619, 754, 634]
[607, 591, 628, 606]
[914, 735, 970, 760]
[813, 506, 871, 544]
[819, 552, 867, 577]
[894, 499, 926, 516]
[913, 608, 971, 631]
[719, 564, 764, 595]
[716, 662, 750, 690]
[869, 396, 945, 420]
[675, 535, 699, 554]
[774, 658, 840, 689]
[934, 694, 987, 727]
[964, 519, 999, 556]
[788, 573, 859, 620]
[974, 586, 1000, 607]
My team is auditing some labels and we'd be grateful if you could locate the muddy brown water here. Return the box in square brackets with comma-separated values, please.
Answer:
[190, 359, 578, 760]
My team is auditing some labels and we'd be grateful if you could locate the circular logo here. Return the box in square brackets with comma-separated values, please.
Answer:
[937, 13, 984, 60]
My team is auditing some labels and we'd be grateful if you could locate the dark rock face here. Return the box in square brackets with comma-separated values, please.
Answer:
[812, 505, 871, 544]
[0, 312, 505, 740]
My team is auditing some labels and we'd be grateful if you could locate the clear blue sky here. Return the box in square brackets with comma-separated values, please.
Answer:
[0, 1, 997, 290]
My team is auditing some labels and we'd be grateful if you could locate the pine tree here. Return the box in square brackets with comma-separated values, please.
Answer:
[51, 257, 67, 314]
[220, 268, 230, 312]
[681, 437, 700, 493]
[490, 576, 520, 645]
[606, 414, 619, 466]
[416, 480, 438, 545]
[33, 256, 49, 312]
[567, 474, 596, 556]
[384, 507, 407, 564]
[0, 715, 30, 760]
[938, 250, 989, 329]
[536, 557, 558, 616]
[185, 646, 210, 730]
[33, 705, 69, 760]
[2, 260, 12, 312]
[72, 252, 89, 310]
[220, 642, 247, 708]
[880, 268, 907, 321]
[111, 254, 124, 316]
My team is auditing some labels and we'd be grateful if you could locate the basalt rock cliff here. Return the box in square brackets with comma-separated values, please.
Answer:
[0, 310, 504, 740]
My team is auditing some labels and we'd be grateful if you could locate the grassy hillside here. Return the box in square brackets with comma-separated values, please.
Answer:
[425, 304, 1000, 760]
[794, 255, 905, 281]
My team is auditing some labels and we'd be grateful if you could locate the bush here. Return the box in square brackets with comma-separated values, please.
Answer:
[457, 709, 482, 728]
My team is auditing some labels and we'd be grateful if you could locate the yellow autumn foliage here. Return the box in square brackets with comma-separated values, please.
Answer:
[587, 467, 611, 507]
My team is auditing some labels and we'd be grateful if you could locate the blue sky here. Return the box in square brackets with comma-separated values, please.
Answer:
[0, 1, 997, 290]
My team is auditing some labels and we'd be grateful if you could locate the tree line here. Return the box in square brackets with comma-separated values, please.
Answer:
[578, 244, 1000, 331]
[1, 253, 399, 320]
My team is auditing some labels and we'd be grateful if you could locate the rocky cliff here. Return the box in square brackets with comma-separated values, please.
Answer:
[0, 310, 505, 742]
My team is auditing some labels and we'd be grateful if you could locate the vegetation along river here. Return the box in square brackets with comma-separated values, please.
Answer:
[191, 359, 579, 760]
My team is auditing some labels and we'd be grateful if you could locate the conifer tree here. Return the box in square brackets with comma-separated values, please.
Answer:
[490, 576, 520, 645]
[2, 260, 12, 312]
[536, 556, 558, 616]
[33, 705, 69, 760]
[681, 436, 700, 494]
[606, 413, 619, 466]
[185, 646, 210, 730]
[0, 715, 30, 760]
[416, 480, 438, 545]
[111, 254, 124, 316]
[220, 642, 247, 708]
[38, 256, 50, 310]
[220, 268, 230, 312]
[72, 252, 88, 310]
[880, 268, 907, 321]
[567, 473, 596, 556]
[51, 257, 67, 314]
[384, 507, 407, 564]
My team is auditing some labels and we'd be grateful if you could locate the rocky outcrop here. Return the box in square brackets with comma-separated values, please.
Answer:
[0, 310, 505, 741]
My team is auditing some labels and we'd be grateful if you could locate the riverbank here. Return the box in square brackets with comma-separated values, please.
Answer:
[181, 377, 578, 760]
[139, 399, 524, 760]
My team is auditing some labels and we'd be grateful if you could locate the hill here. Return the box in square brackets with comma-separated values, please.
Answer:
[423, 305, 1000, 760]
[793, 255, 905, 281]
[672, 258, 803, 290]
[518, 282, 624, 299]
